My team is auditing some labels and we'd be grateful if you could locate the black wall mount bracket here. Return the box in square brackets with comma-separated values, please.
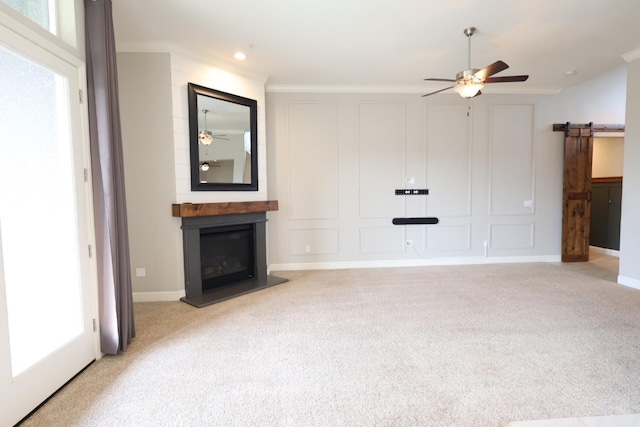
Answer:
[395, 189, 429, 195]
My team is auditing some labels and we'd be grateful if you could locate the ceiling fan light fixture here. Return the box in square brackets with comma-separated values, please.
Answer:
[198, 130, 214, 145]
[454, 82, 484, 98]
[199, 109, 214, 145]
[422, 26, 529, 98]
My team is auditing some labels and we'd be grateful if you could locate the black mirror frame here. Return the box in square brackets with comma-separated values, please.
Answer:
[187, 83, 258, 191]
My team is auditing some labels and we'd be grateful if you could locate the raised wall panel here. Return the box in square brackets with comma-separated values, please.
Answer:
[490, 223, 534, 249]
[358, 103, 406, 218]
[288, 103, 339, 219]
[426, 103, 472, 216]
[359, 227, 405, 253]
[490, 104, 535, 215]
[289, 228, 339, 255]
[425, 225, 471, 251]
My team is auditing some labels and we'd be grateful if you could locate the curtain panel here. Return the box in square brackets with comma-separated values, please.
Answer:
[84, 0, 135, 354]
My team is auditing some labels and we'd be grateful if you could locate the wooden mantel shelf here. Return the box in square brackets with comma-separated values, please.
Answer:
[172, 201, 279, 218]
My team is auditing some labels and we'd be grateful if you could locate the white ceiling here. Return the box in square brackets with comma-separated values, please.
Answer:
[112, 0, 640, 94]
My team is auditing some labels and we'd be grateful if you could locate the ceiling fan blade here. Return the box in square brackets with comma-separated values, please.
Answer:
[474, 60, 509, 80]
[422, 85, 455, 97]
[424, 78, 457, 82]
[484, 75, 529, 83]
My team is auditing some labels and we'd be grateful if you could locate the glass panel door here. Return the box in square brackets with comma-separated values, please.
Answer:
[0, 23, 95, 425]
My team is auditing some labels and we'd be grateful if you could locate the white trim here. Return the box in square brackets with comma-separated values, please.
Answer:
[617, 275, 640, 291]
[268, 255, 561, 272]
[132, 291, 185, 303]
[265, 84, 561, 95]
[589, 245, 620, 258]
[0, 3, 83, 66]
[622, 47, 640, 63]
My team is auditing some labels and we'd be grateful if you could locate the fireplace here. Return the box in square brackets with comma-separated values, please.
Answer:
[200, 224, 254, 291]
[173, 201, 287, 308]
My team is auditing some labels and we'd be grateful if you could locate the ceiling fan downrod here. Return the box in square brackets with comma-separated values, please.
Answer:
[463, 26, 476, 71]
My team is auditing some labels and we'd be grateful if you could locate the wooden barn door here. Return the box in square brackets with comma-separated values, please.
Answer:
[561, 123, 594, 262]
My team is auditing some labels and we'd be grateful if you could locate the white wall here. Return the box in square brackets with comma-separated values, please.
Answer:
[116, 52, 632, 296]
[592, 137, 624, 178]
[170, 53, 268, 203]
[619, 58, 640, 288]
[117, 52, 183, 297]
[117, 49, 269, 300]
[265, 66, 628, 270]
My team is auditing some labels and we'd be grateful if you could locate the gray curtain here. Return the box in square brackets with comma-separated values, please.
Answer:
[84, 0, 135, 354]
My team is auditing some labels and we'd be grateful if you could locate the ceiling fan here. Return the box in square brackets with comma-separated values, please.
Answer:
[198, 109, 230, 145]
[423, 27, 529, 98]
[200, 160, 223, 171]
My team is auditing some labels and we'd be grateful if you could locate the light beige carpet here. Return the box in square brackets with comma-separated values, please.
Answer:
[21, 261, 640, 426]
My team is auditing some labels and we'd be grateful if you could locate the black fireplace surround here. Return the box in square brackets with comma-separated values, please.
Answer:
[178, 209, 287, 308]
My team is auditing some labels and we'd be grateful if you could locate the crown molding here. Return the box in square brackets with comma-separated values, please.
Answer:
[115, 40, 268, 83]
[115, 40, 562, 95]
[622, 47, 640, 63]
[265, 84, 560, 95]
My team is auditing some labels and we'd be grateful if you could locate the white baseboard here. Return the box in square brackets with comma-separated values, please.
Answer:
[132, 290, 185, 303]
[617, 275, 640, 291]
[590, 245, 620, 257]
[268, 255, 562, 272]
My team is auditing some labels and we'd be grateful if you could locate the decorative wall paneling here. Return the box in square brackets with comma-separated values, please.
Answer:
[360, 227, 406, 253]
[489, 104, 535, 216]
[489, 223, 535, 249]
[287, 103, 339, 219]
[289, 227, 340, 255]
[425, 225, 472, 251]
[426, 103, 472, 217]
[265, 91, 612, 267]
[358, 102, 406, 218]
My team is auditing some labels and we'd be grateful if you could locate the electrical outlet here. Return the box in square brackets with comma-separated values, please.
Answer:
[135, 267, 146, 278]
[406, 240, 414, 247]
[305, 245, 311, 253]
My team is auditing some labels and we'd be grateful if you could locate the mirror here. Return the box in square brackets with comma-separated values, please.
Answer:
[188, 83, 258, 191]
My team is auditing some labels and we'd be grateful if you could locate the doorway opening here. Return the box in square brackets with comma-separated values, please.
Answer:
[555, 123, 625, 263]
[590, 133, 624, 253]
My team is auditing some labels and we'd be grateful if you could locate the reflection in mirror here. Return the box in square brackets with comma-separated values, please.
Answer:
[188, 83, 258, 191]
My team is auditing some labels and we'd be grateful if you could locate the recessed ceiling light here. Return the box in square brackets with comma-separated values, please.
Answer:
[565, 70, 578, 76]
[234, 52, 246, 60]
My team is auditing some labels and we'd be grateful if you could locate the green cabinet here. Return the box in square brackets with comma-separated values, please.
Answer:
[590, 181, 622, 250]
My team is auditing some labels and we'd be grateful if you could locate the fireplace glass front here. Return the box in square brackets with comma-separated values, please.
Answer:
[200, 224, 254, 292]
